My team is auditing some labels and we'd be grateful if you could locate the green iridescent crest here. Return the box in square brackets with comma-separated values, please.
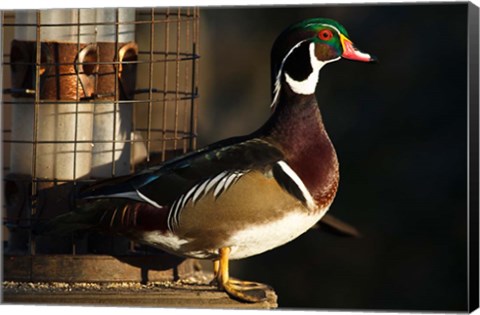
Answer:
[290, 18, 350, 37]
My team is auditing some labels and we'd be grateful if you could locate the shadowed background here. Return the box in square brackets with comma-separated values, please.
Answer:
[197, 3, 468, 311]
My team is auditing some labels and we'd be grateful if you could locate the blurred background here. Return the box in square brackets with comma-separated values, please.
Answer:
[1, 2, 471, 312]
[198, 3, 469, 312]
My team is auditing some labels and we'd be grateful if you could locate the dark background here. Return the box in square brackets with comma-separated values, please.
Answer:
[197, 3, 469, 311]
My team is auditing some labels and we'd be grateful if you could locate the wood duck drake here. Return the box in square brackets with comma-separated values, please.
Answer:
[39, 18, 375, 303]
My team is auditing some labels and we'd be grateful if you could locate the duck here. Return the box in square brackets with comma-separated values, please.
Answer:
[38, 18, 376, 303]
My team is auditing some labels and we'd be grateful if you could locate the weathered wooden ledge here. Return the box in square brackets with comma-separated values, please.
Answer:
[2, 280, 278, 309]
[3, 254, 193, 283]
[2, 255, 278, 309]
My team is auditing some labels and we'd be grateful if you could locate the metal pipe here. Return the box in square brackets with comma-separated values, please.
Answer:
[10, 9, 96, 180]
[90, 8, 135, 178]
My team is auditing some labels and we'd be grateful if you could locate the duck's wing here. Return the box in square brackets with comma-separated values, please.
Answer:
[79, 136, 286, 208]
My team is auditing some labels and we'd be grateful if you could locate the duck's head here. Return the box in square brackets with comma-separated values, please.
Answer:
[271, 18, 376, 108]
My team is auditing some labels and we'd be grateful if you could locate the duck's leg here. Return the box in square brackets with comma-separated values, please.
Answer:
[213, 259, 220, 277]
[217, 247, 268, 303]
[209, 259, 220, 285]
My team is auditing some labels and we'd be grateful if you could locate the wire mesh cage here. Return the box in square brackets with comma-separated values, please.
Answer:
[2, 7, 200, 281]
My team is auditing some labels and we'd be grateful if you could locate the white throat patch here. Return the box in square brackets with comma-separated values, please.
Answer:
[271, 41, 340, 109]
[285, 43, 338, 95]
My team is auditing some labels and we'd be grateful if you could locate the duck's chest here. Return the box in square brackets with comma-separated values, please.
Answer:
[270, 113, 339, 207]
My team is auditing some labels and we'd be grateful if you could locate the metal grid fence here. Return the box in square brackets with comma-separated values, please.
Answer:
[1, 8, 200, 259]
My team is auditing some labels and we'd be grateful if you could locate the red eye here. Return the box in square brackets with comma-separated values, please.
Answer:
[318, 29, 333, 41]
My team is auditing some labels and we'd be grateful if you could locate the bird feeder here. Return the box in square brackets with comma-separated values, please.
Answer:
[2, 7, 200, 285]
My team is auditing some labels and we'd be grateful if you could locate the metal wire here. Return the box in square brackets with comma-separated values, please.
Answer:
[146, 7, 155, 163]
[1, 8, 200, 258]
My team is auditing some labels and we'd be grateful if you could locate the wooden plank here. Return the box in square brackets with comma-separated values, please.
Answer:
[3, 255, 32, 281]
[4, 255, 195, 282]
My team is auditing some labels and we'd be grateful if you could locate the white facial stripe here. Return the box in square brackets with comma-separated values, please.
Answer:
[303, 23, 343, 38]
[271, 31, 344, 106]
[271, 22, 346, 104]
[318, 23, 342, 36]
[276, 161, 315, 210]
[284, 43, 339, 95]
[271, 39, 309, 110]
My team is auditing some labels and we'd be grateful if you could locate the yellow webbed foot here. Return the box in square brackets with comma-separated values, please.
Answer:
[216, 247, 268, 303]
